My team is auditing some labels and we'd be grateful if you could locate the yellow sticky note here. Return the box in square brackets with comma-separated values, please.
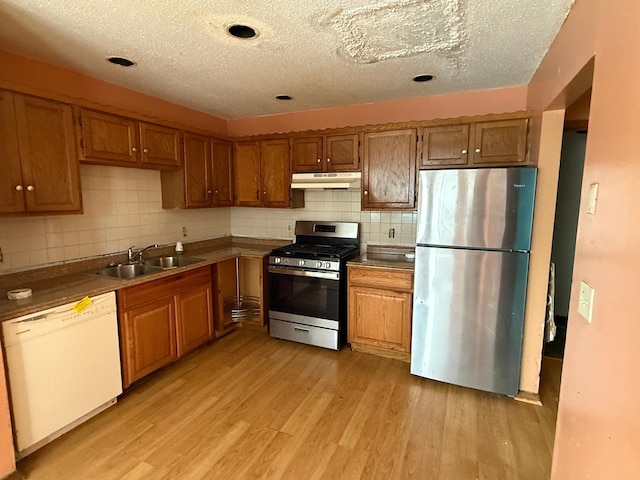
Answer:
[73, 296, 92, 313]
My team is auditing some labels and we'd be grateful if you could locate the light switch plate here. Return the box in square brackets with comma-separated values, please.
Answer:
[578, 281, 595, 323]
[587, 183, 599, 214]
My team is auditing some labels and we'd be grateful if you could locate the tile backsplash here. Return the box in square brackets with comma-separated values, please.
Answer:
[0, 166, 416, 273]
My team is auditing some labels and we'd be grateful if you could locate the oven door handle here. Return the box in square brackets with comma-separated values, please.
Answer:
[268, 266, 340, 281]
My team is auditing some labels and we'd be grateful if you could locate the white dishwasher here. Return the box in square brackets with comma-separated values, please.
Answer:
[2, 291, 123, 458]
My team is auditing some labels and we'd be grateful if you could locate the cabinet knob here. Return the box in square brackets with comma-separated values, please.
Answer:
[263, 191, 267, 195]
[475, 148, 481, 153]
[364, 190, 368, 195]
[15, 185, 23, 192]
[207, 190, 212, 194]
[317, 158, 321, 163]
[461, 149, 467, 154]
[143, 148, 149, 154]
[132, 147, 137, 153]
[214, 190, 218, 194]
[26, 185, 35, 192]
[327, 158, 331, 162]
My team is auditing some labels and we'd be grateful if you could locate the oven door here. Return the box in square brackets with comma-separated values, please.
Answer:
[268, 266, 340, 325]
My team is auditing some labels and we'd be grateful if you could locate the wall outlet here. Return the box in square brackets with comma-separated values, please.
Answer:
[578, 281, 595, 323]
[287, 223, 292, 233]
[388, 228, 395, 239]
[587, 183, 599, 215]
[182, 226, 187, 237]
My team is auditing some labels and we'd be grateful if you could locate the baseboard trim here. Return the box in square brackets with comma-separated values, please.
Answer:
[515, 391, 543, 406]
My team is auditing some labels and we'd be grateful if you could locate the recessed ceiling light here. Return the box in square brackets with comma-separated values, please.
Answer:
[413, 74, 434, 82]
[275, 95, 292, 101]
[227, 24, 258, 39]
[107, 56, 136, 67]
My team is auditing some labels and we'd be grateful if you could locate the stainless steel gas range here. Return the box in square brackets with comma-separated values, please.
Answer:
[268, 221, 360, 350]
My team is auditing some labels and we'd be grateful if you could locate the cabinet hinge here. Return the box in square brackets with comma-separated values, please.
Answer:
[80, 138, 85, 149]
[77, 115, 83, 127]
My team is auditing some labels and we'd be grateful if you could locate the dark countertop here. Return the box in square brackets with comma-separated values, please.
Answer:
[0, 238, 284, 322]
[348, 245, 416, 271]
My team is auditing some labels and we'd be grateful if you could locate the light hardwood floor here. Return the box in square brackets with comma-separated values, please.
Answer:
[18, 328, 561, 479]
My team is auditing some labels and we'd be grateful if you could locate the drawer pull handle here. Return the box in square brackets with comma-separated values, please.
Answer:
[294, 327, 310, 333]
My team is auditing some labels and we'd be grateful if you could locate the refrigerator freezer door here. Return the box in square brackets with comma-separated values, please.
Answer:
[410, 246, 529, 396]
[416, 168, 537, 251]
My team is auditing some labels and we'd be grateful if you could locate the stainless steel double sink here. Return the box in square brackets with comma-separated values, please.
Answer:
[96, 256, 204, 279]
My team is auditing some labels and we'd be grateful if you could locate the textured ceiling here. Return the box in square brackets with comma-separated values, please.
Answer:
[0, 0, 574, 120]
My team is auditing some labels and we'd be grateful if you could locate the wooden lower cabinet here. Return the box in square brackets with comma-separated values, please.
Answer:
[118, 267, 213, 387]
[348, 265, 413, 361]
[120, 297, 177, 387]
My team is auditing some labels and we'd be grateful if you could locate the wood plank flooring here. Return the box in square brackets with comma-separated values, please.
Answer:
[17, 329, 561, 479]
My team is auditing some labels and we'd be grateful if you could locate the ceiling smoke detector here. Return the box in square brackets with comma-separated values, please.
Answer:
[413, 74, 435, 83]
[227, 24, 258, 39]
[107, 56, 136, 67]
[275, 95, 293, 101]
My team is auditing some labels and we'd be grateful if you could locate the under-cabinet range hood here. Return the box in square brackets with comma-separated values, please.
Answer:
[291, 172, 361, 190]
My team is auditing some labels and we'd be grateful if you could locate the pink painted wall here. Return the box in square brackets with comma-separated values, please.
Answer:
[227, 86, 528, 136]
[529, 0, 640, 477]
[0, 49, 227, 136]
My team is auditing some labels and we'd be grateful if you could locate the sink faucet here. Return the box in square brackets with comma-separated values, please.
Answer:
[127, 244, 158, 263]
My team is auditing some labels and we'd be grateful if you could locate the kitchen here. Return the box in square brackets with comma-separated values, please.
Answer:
[1, 0, 640, 478]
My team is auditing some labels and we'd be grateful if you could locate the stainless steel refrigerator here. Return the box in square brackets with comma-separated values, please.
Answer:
[410, 167, 537, 396]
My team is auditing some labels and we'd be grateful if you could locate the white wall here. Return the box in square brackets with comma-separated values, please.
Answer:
[0, 169, 417, 273]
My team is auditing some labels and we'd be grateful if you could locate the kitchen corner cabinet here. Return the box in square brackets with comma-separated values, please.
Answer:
[348, 265, 413, 361]
[233, 140, 304, 208]
[118, 266, 213, 388]
[420, 118, 529, 168]
[0, 90, 82, 215]
[77, 108, 181, 169]
[362, 129, 417, 210]
[214, 256, 268, 338]
[291, 134, 359, 172]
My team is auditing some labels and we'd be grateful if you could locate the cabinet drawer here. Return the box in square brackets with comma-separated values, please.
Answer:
[348, 266, 413, 291]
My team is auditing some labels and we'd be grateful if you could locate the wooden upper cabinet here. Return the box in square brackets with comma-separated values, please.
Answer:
[0, 90, 25, 213]
[78, 108, 140, 165]
[183, 132, 211, 208]
[140, 122, 181, 168]
[77, 108, 181, 169]
[234, 141, 261, 207]
[291, 134, 359, 172]
[211, 139, 234, 207]
[325, 134, 359, 171]
[469, 118, 528, 165]
[1, 92, 82, 215]
[421, 125, 470, 167]
[362, 129, 417, 210]
[261, 139, 291, 208]
[291, 136, 323, 172]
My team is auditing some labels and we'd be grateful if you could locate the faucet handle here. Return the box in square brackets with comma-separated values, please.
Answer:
[127, 245, 136, 263]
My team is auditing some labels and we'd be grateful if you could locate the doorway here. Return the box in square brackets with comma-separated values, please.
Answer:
[544, 90, 591, 359]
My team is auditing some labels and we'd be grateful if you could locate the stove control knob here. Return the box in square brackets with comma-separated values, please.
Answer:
[298, 259, 305, 267]
[316, 261, 323, 268]
[274, 257, 282, 264]
[325, 262, 332, 269]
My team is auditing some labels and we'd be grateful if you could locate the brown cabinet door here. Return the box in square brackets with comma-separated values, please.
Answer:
[362, 129, 417, 210]
[13, 94, 82, 214]
[140, 122, 181, 168]
[470, 118, 528, 165]
[0, 90, 25, 213]
[234, 141, 261, 206]
[421, 125, 470, 167]
[176, 283, 213, 356]
[348, 285, 412, 353]
[326, 134, 359, 171]
[261, 139, 291, 208]
[291, 136, 323, 172]
[79, 109, 140, 165]
[183, 132, 212, 208]
[120, 297, 177, 388]
[211, 139, 234, 207]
